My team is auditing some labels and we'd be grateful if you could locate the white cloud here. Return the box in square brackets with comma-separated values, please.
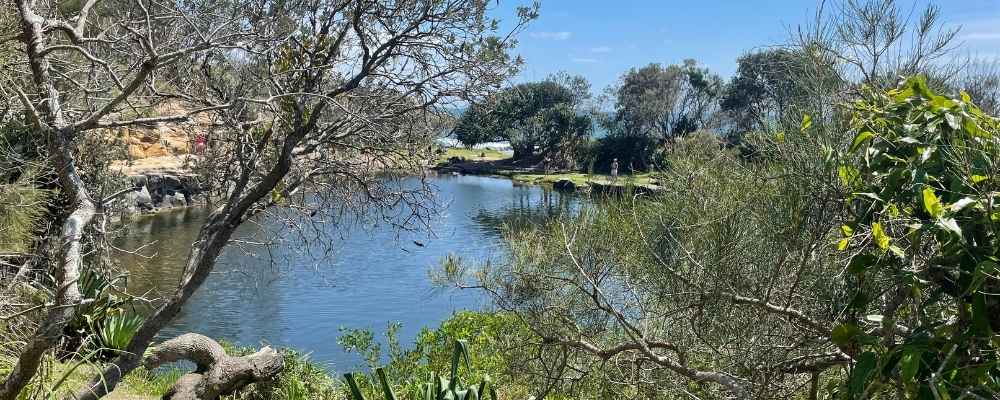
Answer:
[571, 57, 599, 64]
[963, 32, 1000, 41]
[530, 31, 572, 40]
[590, 46, 612, 53]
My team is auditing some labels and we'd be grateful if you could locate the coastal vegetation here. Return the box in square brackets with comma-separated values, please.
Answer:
[1, 0, 999, 399]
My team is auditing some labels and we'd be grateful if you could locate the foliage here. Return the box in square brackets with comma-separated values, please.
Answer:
[91, 313, 143, 354]
[218, 342, 339, 400]
[444, 128, 854, 398]
[834, 76, 1000, 398]
[67, 268, 143, 356]
[581, 134, 660, 173]
[605, 59, 722, 141]
[338, 312, 536, 399]
[720, 48, 841, 135]
[0, 167, 51, 254]
[344, 340, 498, 400]
[454, 76, 592, 164]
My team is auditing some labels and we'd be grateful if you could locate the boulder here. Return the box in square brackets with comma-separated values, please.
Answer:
[126, 186, 153, 210]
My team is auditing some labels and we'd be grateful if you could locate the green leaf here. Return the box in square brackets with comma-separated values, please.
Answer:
[837, 238, 850, 251]
[972, 293, 992, 336]
[849, 351, 878, 398]
[801, 114, 812, 132]
[970, 175, 988, 185]
[774, 131, 785, 143]
[944, 113, 960, 130]
[949, 197, 975, 212]
[899, 348, 922, 381]
[872, 222, 890, 250]
[888, 245, 905, 258]
[848, 254, 876, 274]
[344, 373, 366, 400]
[922, 187, 944, 218]
[839, 165, 861, 188]
[934, 218, 962, 238]
[831, 323, 861, 347]
[376, 368, 398, 400]
[850, 131, 876, 153]
[841, 224, 855, 237]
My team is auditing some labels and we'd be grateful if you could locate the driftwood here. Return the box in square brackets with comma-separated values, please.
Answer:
[143, 334, 283, 400]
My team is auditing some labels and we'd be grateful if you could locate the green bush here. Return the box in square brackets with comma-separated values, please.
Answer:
[835, 76, 1000, 398]
[338, 312, 536, 399]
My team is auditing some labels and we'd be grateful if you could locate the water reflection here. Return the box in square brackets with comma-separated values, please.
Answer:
[114, 174, 579, 371]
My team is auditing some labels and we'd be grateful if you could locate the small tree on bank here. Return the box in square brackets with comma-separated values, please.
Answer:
[454, 75, 592, 166]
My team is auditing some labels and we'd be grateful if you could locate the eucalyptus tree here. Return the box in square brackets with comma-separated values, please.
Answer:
[0, 0, 535, 398]
[720, 49, 828, 135]
[608, 59, 722, 141]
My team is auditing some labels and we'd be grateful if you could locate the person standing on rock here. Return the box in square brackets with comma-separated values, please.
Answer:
[610, 158, 619, 183]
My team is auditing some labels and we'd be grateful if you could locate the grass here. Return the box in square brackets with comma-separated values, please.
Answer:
[0, 345, 339, 400]
[435, 147, 510, 165]
[0, 356, 172, 400]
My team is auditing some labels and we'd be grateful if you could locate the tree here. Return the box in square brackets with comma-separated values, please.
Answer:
[454, 75, 592, 164]
[0, 0, 535, 398]
[608, 59, 722, 141]
[720, 49, 821, 135]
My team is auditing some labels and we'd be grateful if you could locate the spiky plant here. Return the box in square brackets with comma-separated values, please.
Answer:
[344, 340, 498, 400]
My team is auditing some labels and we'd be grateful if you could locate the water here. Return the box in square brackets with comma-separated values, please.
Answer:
[114, 174, 577, 372]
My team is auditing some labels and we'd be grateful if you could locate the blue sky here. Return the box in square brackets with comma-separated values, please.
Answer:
[493, 0, 1000, 92]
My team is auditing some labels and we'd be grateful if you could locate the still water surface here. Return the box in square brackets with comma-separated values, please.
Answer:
[115, 174, 576, 371]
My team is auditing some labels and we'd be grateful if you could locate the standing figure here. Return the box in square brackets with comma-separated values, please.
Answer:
[610, 158, 619, 183]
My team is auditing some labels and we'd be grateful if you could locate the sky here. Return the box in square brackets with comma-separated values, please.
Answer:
[492, 0, 1000, 93]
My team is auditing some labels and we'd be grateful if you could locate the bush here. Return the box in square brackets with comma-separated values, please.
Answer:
[834, 76, 1000, 398]
[338, 311, 537, 399]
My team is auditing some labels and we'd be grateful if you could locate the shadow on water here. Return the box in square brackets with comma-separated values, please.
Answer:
[113, 174, 582, 372]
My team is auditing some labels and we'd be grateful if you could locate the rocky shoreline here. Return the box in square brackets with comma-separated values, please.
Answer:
[122, 172, 202, 213]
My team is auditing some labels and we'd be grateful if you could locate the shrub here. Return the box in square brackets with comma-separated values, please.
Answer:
[835, 76, 1000, 398]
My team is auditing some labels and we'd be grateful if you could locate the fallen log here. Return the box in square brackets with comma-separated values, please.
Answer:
[143, 333, 283, 400]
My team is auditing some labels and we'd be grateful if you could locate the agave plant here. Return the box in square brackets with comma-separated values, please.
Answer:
[94, 310, 144, 351]
[344, 340, 497, 400]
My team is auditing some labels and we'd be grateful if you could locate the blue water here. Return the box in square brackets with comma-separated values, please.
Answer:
[117, 174, 576, 371]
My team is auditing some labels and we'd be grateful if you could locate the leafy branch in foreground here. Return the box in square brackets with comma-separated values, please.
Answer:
[835, 76, 1000, 398]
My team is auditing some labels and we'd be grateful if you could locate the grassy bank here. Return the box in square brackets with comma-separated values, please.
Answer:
[435, 147, 662, 192]
[435, 147, 510, 165]
[1, 311, 540, 400]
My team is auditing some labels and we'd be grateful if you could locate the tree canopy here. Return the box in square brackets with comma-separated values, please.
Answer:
[606, 59, 722, 140]
[454, 76, 592, 163]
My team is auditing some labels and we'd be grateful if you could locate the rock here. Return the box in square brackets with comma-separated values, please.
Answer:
[553, 179, 577, 192]
[125, 186, 154, 211]
[129, 175, 148, 188]
[161, 192, 187, 208]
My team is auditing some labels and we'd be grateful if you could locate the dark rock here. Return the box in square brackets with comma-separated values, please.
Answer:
[553, 179, 577, 192]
